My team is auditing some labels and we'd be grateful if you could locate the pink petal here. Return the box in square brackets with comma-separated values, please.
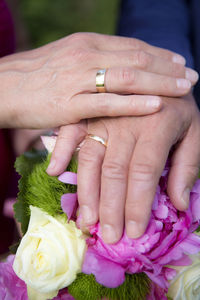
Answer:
[179, 233, 200, 254]
[191, 193, 200, 221]
[82, 249, 125, 288]
[61, 193, 77, 220]
[191, 179, 200, 193]
[3, 198, 16, 218]
[169, 254, 192, 266]
[154, 204, 168, 219]
[58, 172, 77, 185]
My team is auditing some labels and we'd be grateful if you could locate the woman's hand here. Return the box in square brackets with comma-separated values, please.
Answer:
[48, 93, 200, 244]
[0, 32, 197, 128]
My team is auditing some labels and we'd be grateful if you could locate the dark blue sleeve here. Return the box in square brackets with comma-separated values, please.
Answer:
[117, 0, 194, 68]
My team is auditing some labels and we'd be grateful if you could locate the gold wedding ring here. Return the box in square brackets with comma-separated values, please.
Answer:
[96, 69, 107, 93]
[86, 134, 108, 147]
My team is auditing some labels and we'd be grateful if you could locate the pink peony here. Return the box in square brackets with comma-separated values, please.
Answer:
[0, 255, 28, 300]
[82, 168, 200, 290]
[0, 255, 75, 300]
[147, 282, 167, 300]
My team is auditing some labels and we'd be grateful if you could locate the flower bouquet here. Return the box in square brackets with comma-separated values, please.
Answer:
[1, 136, 200, 300]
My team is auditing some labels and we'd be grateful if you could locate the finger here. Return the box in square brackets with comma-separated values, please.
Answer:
[78, 131, 107, 226]
[99, 50, 198, 81]
[91, 33, 186, 64]
[104, 67, 192, 96]
[46, 123, 87, 176]
[167, 126, 200, 211]
[125, 135, 172, 239]
[68, 94, 162, 123]
[100, 130, 134, 244]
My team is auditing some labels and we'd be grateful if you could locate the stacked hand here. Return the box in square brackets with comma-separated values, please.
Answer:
[45, 34, 200, 244]
[0, 32, 195, 128]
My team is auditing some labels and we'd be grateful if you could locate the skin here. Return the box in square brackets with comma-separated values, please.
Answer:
[48, 93, 200, 244]
[0, 32, 197, 129]
[1, 31, 198, 244]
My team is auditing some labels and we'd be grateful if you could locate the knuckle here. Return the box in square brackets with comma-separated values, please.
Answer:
[162, 78, 174, 92]
[102, 160, 127, 180]
[135, 50, 151, 69]
[129, 163, 158, 183]
[119, 68, 136, 86]
[68, 47, 90, 62]
[67, 32, 87, 44]
[172, 63, 185, 77]
[129, 38, 142, 50]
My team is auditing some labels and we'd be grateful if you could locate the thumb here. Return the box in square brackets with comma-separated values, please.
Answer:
[46, 122, 87, 176]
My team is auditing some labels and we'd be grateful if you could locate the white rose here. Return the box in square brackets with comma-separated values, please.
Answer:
[167, 254, 200, 300]
[13, 206, 86, 300]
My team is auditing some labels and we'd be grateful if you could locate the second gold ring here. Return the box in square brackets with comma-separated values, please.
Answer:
[86, 134, 108, 148]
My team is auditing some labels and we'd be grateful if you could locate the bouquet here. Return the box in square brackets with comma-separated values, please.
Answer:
[1, 135, 200, 300]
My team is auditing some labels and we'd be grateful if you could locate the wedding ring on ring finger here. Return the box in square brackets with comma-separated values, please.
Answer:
[86, 134, 108, 148]
[96, 69, 107, 93]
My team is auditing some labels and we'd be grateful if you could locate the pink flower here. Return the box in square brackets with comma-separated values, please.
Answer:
[147, 282, 167, 300]
[82, 168, 200, 290]
[0, 255, 75, 300]
[53, 288, 75, 300]
[0, 255, 28, 300]
[58, 172, 78, 221]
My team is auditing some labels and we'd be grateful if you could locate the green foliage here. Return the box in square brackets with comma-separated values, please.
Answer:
[103, 273, 151, 300]
[14, 149, 47, 234]
[20, 0, 120, 48]
[14, 149, 77, 235]
[68, 273, 151, 300]
[68, 274, 103, 300]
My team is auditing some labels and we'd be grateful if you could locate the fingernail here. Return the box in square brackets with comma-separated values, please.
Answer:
[172, 54, 186, 65]
[146, 96, 161, 108]
[126, 220, 144, 239]
[46, 159, 56, 172]
[182, 188, 190, 209]
[176, 78, 191, 90]
[102, 224, 118, 244]
[81, 205, 95, 225]
[185, 68, 199, 84]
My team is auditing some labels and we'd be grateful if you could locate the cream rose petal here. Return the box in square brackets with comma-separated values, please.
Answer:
[168, 254, 200, 300]
[13, 206, 86, 299]
[28, 286, 58, 300]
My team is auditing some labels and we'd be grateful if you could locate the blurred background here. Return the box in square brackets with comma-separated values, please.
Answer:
[6, 0, 120, 51]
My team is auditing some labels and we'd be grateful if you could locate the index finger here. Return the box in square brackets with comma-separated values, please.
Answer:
[91, 33, 186, 64]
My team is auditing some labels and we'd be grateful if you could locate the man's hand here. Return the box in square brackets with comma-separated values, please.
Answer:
[48, 93, 200, 244]
[0, 33, 197, 128]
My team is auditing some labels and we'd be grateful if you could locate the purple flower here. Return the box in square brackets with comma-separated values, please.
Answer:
[0, 255, 28, 300]
[82, 168, 200, 290]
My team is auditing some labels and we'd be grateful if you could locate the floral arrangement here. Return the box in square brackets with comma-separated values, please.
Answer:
[1, 135, 200, 300]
